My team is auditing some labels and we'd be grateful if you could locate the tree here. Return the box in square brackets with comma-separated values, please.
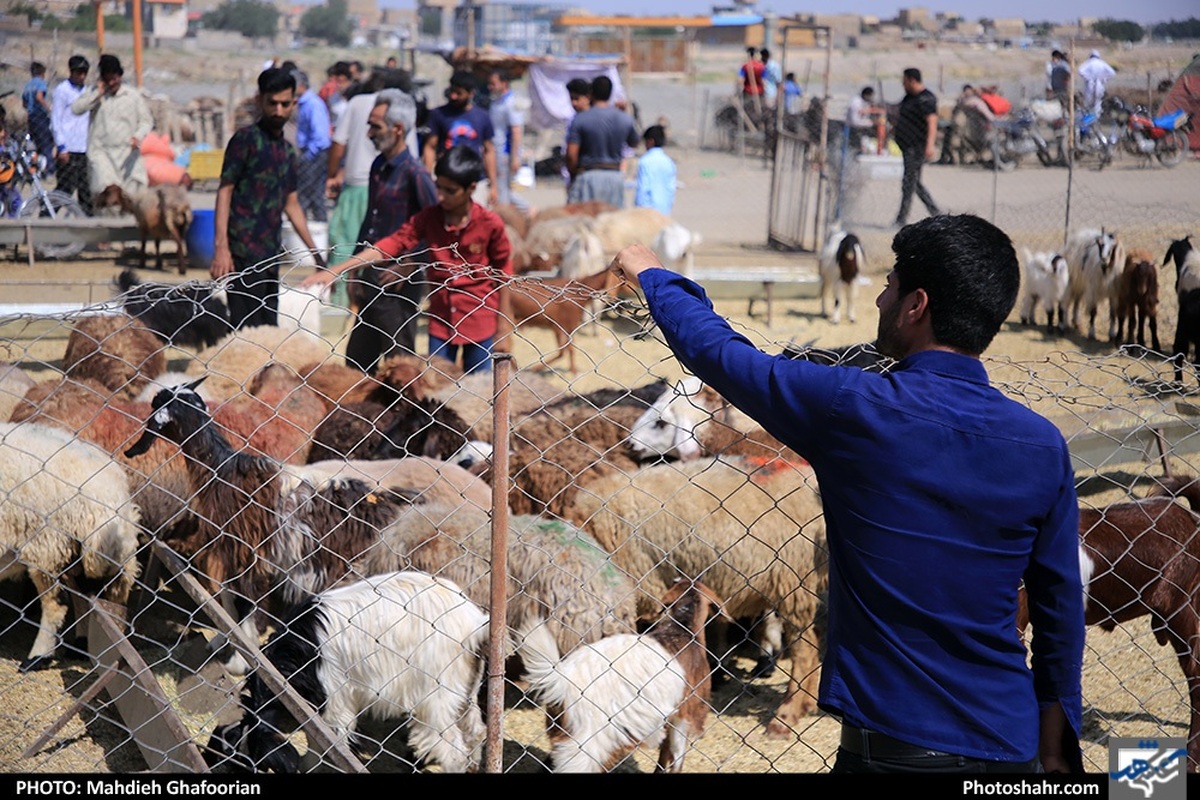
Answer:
[299, 0, 353, 47]
[202, 0, 279, 40]
[1093, 18, 1145, 43]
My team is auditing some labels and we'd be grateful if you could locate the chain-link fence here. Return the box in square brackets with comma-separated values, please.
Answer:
[1, 222, 1200, 774]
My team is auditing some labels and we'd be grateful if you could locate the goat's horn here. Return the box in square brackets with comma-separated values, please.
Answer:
[185, 376, 207, 391]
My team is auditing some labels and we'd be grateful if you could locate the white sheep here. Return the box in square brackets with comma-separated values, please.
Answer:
[222, 570, 489, 773]
[0, 361, 36, 423]
[1061, 227, 1126, 341]
[819, 227, 866, 325]
[566, 455, 829, 739]
[651, 221, 700, 280]
[1019, 248, 1069, 332]
[0, 421, 141, 671]
[517, 578, 724, 773]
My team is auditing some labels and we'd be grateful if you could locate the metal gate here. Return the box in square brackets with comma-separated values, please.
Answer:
[767, 129, 828, 252]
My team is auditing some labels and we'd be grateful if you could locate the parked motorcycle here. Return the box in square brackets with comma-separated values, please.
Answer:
[989, 107, 1060, 170]
[1067, 109, 1115, 169]
[0, 132, 88, 258]
[1109, 98, 1192, 168]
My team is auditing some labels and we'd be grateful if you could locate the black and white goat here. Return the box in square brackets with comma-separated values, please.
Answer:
[115, 268, 233, 350]
[124, 378, 412, 674]
[208, 570, 489, 773]
[1167, 236, 1200, 383]
[818, 227, 866, 325]
[517, 578, 725, 773]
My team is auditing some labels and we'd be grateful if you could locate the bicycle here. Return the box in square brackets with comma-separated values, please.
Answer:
[1, 131, 88, 259]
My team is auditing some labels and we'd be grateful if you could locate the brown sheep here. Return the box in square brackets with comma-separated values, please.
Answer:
[1114, 247, 1161, 352]
[62, 313, 167, 400]
[95, 183, 193, 275]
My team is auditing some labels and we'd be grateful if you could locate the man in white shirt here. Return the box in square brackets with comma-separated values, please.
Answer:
[846, 86, 880, 154]
[487, 69, 524, 207]
[1079, 50, 1116, 117]
[51, 55, 92, 213]
[760, 49, 783, 110]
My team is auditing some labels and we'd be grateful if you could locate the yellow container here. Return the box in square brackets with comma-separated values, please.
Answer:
[188, 149, 225, 181]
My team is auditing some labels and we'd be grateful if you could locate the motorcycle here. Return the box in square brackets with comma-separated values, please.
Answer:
[989, 107, 1060, 170]
[1066, 108, 1115, 169]
[1109, 98, 1192, 168]
[0, 132, 88, 258]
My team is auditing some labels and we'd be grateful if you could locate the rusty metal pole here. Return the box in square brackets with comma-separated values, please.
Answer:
[132, 0, 144, 88]
[484, 352, 513, 774]
[95, 2, 105, 54]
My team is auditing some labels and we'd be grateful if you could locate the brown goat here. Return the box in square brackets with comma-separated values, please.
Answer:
[95, 183, 193, 275]
[508, 267, 622, 374]
[1017, 476, 1200, 771]
[1115, 248, 1162, 352]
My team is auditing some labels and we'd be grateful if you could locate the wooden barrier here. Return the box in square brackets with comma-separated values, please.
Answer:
[0, 218, 142, 267]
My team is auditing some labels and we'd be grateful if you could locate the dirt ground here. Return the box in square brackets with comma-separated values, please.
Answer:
[2, 37, 1200, 775]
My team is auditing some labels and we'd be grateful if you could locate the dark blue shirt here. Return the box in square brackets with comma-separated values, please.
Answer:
[640, 267, 1084, 763]
[357, 148, 437, 245]
[425, 103, 493, 160]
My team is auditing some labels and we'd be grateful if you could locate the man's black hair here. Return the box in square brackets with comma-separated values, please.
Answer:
[449, 71, 477, 91]
[98, 54, 123, 77]
[566, 77, 592, 98]
[591, 75, 613, 102]
[891, 214, 1019, 355]
[903, 67, 922, 83]
[328, 61, 352, 78]
[643, 125, 666, 148]
[258, 67, 297, 97]
[434, 143, 484, 188]
[30, 62, 45, 76]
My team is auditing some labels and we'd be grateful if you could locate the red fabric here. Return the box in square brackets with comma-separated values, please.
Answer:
[373, 202, 513, 344]
[980, 92, 1012, 117]
[145, 154, 187, 186]
[741, 60, 765, 95]
[140, 131, 176, 159]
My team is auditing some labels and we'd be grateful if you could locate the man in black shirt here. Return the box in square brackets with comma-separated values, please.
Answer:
[894, 68, 941, 226]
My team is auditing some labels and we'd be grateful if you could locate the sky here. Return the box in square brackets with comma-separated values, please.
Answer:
[475, 1, 1197, 25]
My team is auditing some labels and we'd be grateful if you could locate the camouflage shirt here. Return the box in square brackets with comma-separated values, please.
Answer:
[220, 120, 297, 265]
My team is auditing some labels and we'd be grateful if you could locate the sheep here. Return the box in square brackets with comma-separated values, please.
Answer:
[566, 455, 829, 739]
[61, 313, 167, 400]
[493, 202, 531, 240]
[373, 500, 638, 656]
[590, 207, 674, 255]
[508, 266, 624, 374]
[1016, 477, 1200, 771]
[650, 221, 700, 280]
[299, 456, 492, 514]
[114, 268, 234, 350]
[818, 227, 866, 325]
[0, 421, 142, 671]
[211, 363, 329, 465]
[185, 326, 333, 402]
[427, 364, 563, 444]
[1061, 227, 1126, 341]
[217, 570, 489, 773]
[123, 378, 415, 675]
[523, 215, 596, 275]
[1114, 248, 1162, 352]
[0, 361, 35, 424]
[516, 578, 725, 773]
[1174, 288, 1200, 384]
[531, 200, 618, 226]
[1019, 249, 1070, 333]
[94, 183, 193, 275]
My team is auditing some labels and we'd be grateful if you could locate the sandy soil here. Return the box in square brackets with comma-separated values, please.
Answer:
[1, 36, 1200, 775]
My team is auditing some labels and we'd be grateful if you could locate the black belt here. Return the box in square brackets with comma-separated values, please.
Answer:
[583, 163, 623, 171]
[840, 725, 956, 759]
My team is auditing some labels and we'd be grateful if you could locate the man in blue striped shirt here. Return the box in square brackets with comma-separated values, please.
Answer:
[610, 214, 1085, 774]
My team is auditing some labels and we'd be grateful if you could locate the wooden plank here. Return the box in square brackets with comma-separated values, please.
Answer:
[0, 219, 143, 246]
[149, 541, 368, 773]
[86, 599, 209, 772]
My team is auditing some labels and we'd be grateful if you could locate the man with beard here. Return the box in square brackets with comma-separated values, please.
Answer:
[212, 67, 324, 329]
[301, 89, 437, 373]
[607, 214, 1085, 775]
[422, 71, 497, 207]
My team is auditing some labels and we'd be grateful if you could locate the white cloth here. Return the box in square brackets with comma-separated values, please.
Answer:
[333, 92, 378, 188]
[526, 61, 625, 132]
[1079, 55, 1115, 115]
[51, 79, 88, 153]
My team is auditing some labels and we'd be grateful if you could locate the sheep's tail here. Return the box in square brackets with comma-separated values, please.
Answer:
[513, 617, 569, 708]
[1147, 474, 1200, 513]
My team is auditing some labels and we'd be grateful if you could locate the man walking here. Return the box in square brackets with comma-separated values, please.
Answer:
[71, 54, 152, 196]
[212, 67, 324, 330]
[634, 124, 676, 216]
[302, 89, 437, 373]
[293, 70, 332, 222]
[422, 71, 497, 207]
[51, 55, 92, 214]
[1079, 50, 1116, 117]
[894, 67, 941, 227]
[487, 69, 524, 207]
[565, 75, 639, 208]
[760, 48, 783, 110]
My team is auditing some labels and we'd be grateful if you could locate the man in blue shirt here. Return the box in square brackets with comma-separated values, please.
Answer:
[422, 71, 497, 207]
[292, 70, 332, 222]
[609, 213, 1085, 774]
[634, 125, 676, 216]
[566, 75, 639, 208]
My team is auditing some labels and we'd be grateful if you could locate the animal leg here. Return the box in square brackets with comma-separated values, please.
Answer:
[1149, 316, 1161, 353]
[656, 721, 689, 773]
[21, 569, 69, 672]
[765, 630, 821, 738]
[174, 229, 187, 275]
[845, 279, 858, 324]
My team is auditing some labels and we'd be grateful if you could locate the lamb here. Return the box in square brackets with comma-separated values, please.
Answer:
[508, 266, 623, 374]
[1061, 227, 1126, 341]
[215, 570, 489, 773]
[427, 364, 563, 444]
[566, 455, 829, 739]
[523, 214, 595, 275]
[818, 227, 866, 325]
[61, 313, 167, 400]
[299, 456, 492, 513]
[516, 579, 725, 773]
[1114, 248, 1162, 352]
[0, 421, 142, 671]
[1017, 477, 1200, 771]
[114, 268, 234, 350]
[210, 363, 329, 465]
[124, 378, 415, 675]
[94, 183, 193, 275]
[1019, 249, 1070, 333]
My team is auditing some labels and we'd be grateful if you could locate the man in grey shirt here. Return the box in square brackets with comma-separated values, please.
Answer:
[565, 75, 639, 208]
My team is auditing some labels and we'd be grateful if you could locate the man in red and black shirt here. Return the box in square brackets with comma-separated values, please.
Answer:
[303, 89, 437, 374]
[213, 68, 324, 329]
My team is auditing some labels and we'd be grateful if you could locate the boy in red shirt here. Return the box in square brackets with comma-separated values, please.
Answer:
[311, 144, 513, 373]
